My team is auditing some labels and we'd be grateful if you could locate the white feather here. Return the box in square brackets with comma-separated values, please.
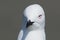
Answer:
[17, 30, 23, 40]
[25, 30, 46, 40]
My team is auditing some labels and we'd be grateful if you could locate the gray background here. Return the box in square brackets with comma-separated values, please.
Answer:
[0, 0, 60, 40]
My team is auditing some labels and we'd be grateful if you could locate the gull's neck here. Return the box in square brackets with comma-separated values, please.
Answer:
[27, 22, 45, 31]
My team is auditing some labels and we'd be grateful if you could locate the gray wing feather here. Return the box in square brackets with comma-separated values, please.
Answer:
[17, 15, 27, 40]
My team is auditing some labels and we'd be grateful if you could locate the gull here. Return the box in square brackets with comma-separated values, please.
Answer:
[17, 4, 46, 40]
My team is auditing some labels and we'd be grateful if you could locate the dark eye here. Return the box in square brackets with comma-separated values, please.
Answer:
[38, 15, 42, 17]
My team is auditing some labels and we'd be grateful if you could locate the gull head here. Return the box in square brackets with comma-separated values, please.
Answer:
[24, 4, 45, 29]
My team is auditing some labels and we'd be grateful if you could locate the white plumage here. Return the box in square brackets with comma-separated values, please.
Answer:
[17, 4, 46, 40]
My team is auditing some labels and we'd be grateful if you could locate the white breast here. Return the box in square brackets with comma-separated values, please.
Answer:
[25, 30, 46, 40]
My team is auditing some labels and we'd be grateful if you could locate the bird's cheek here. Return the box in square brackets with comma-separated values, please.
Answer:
[35, 18, 40, 23]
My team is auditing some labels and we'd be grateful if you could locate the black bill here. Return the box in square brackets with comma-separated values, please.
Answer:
[26, 20, 34, 28]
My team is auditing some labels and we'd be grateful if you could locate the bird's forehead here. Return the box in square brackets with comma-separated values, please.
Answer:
[25, 5, 44, 15]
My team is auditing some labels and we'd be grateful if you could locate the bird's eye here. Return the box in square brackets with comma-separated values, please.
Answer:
[38, 15, 42, 17]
